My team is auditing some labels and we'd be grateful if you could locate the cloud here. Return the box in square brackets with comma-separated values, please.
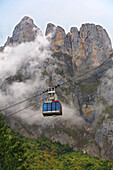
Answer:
[0, 31, 85, 128]
[0, 35, 51, 80]
[0, 34, 51, 114]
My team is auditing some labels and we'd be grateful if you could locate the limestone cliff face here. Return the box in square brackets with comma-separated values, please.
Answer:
[46, 23, 112, 69]
[1, 16, 113, 160]
[46, 23, 72, 56]
[5, 16, 42, 46]
[45, 22, 113, 124]
[4, 17, 112, 70]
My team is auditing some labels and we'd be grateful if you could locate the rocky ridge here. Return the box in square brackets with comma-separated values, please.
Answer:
[5, 16, 42, 46]
[46, 23, 112, 69]
[0, 16, 113, 160]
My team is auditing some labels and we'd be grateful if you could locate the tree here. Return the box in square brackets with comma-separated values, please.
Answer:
[0, 114, 27, 169]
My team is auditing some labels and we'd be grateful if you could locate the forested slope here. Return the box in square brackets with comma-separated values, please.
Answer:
[0, 114, 113, 169]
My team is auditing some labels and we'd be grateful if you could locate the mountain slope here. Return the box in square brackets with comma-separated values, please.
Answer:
[1, 114, 113, 169]
[0, 16, 113, 160]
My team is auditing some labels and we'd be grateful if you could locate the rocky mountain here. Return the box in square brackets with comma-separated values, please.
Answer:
[0, 16, 113, 161]
[5, 16, 42, 46]
[46, 23, 112, 69]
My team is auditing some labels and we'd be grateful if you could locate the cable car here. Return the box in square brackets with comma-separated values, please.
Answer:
[42, 87, 62, 116]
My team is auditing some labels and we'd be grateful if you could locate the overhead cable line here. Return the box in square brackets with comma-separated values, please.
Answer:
[0, 89, 48, 112]
[64, 54, 113, 85]
[6, 105, 32, 118]
[0, 56, 112, 113]
[6, 97, 47, 118]
[0, 84, 60, 112]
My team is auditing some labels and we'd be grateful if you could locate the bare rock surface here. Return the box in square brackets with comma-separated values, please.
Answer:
[5, 16, 42, 46]
[0, 16, 113, 160]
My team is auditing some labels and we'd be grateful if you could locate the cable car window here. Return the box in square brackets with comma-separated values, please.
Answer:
[56, 102, 60, 111]
[48, 103, 51, 111]
[43, 103, 47, 112]
[52, 102, 55, 111]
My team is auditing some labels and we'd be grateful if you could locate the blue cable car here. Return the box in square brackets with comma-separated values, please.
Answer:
[43, 100, 62, 116]
[42, 87, 62, 116]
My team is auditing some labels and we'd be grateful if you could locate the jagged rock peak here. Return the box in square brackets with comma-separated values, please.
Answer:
[20, 16, 34, 24]
[70, 27, 78, 33]
[45, 23, 67, 53]
[46, 22, 112, 69]
[45, 23, 56, 36]
[5, 16, 42, 46]
[45, 23, 65, 36]
[56, 26, 65, 33]
[4, 17, 113, 70]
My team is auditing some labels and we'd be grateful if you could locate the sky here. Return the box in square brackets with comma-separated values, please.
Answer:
[0, 0, 113, 46]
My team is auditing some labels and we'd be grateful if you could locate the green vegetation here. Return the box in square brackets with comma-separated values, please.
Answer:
[79, 79, 100, 95]
[0, 114, 27, 169]
[0, 114, 113, 169]
[99, 97, 108, 105]
[103, 105, 113, 114]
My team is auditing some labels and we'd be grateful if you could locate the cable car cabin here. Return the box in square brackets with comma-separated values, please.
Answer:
[42, 100, 62, 116]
